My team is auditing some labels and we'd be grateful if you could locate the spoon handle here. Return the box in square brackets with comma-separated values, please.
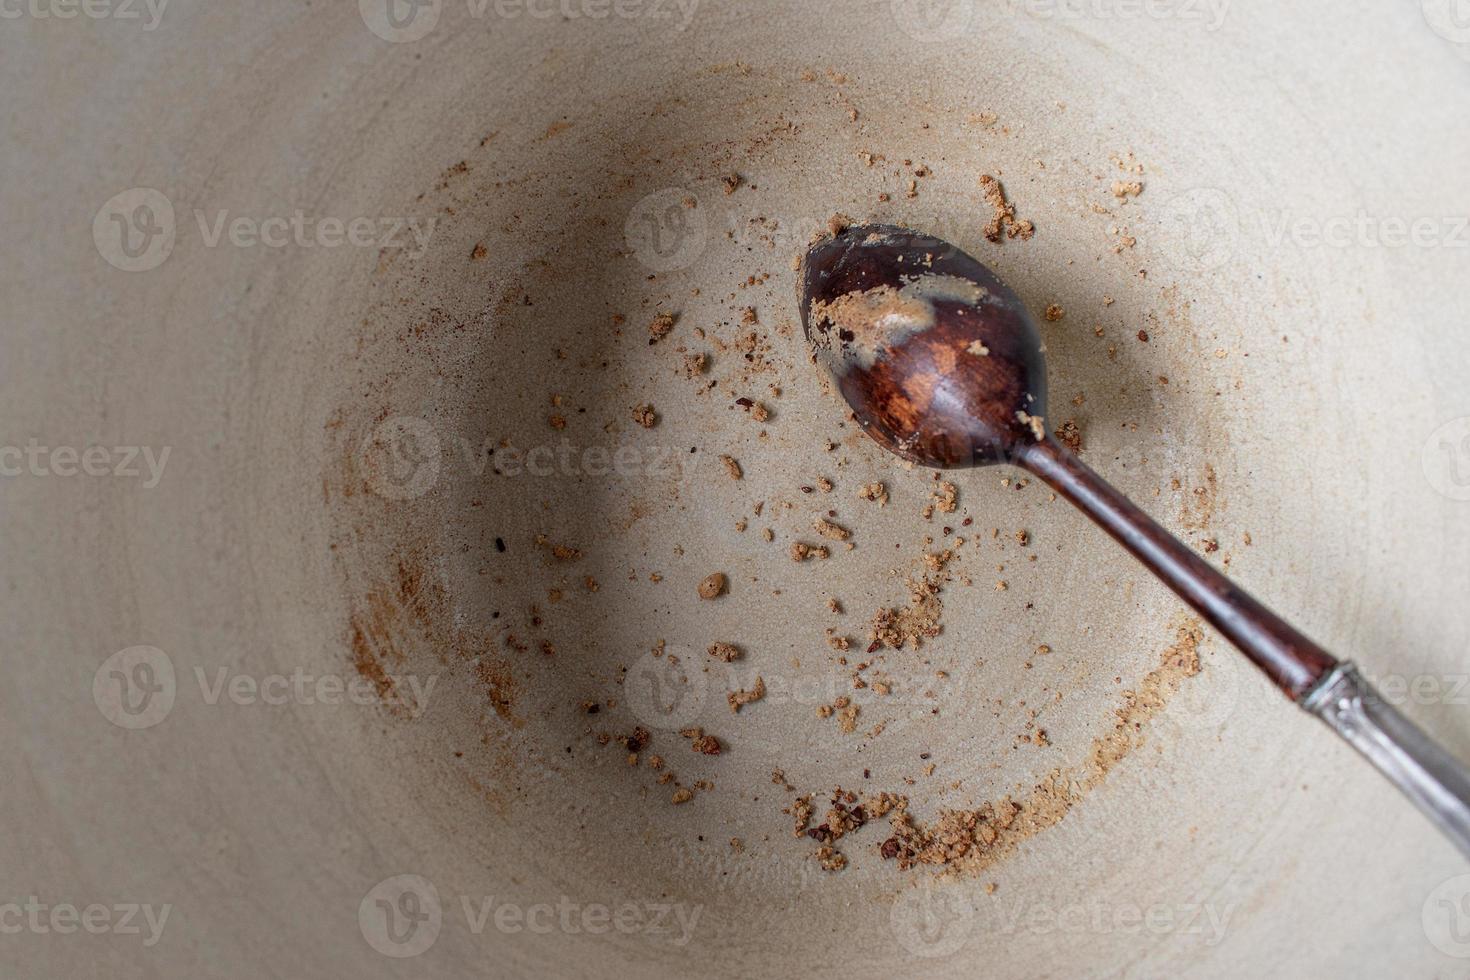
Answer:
[1020, 435, 1470, 858]
[1019, 435, 1336, 699]
[1303, 663, 1470, 859]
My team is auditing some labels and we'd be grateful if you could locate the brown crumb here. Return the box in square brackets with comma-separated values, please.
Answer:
[858, 482, 889, 507]
[671, 788, 694, 805]
[979, 175, 1033, 243]
[1055, 419, 1083, 453]
[728, 677, 766, 713]
[681, 352, 709, 377]
[1016, 411, 1046, 441]
[707, 642, 742, 662]
[1044, 304, 1065, 322]
[813, 517, 851, 541]
[723, 173, 743, 195]
[548, 415, 567, 430]
[698, 572, 727, 599]
[719, 455, 743, 480]
[1112, 180, 1144, 199]
[816, 846, 848, 871]
[932, 482, 958, 513]
[649, 311, 677, 344]
[790, 542, 831, 562]
[632, 404, 658, 428]
[470, 242, 488, 261]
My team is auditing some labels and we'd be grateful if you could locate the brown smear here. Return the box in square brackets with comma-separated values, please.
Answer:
[347, 555, 522, 727]
[792, 619, 1204, 877]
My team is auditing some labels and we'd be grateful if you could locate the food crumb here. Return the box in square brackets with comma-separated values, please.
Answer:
[790, 542, 831, 562]
[728, 677, 766, 713]
[632, 404, 658, 429]
[813, 517, 851, 541]
[720, 455, 743, 480]
[649, 311, 677, 344]
[707, 642, 742, 662]
[698, 572, 727, 599]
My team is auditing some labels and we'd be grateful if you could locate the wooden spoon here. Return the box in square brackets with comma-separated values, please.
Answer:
[799, 222, 1470, 858]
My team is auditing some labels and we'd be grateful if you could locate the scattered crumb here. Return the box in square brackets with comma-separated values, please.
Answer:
[813, 517, 851, 541]
[790, 542, 831, 562]
[979, 175, 1034, 243]
[1055, 419, 1083, 453]
[707, 642, 742, 662]
[649, 311, 677, 344]
[728, 677, 766, 713]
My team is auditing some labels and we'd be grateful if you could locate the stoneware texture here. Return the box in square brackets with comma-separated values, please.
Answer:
[4, 1, 1470, 977]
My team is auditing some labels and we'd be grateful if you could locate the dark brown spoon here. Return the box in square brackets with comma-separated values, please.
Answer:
[799, 222, 1470, 857]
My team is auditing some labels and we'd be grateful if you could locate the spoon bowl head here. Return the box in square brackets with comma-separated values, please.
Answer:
[798, 223, 1049, 468]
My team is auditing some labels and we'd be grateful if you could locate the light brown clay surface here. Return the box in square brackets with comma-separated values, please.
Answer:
[4, 5, 1470, 978]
